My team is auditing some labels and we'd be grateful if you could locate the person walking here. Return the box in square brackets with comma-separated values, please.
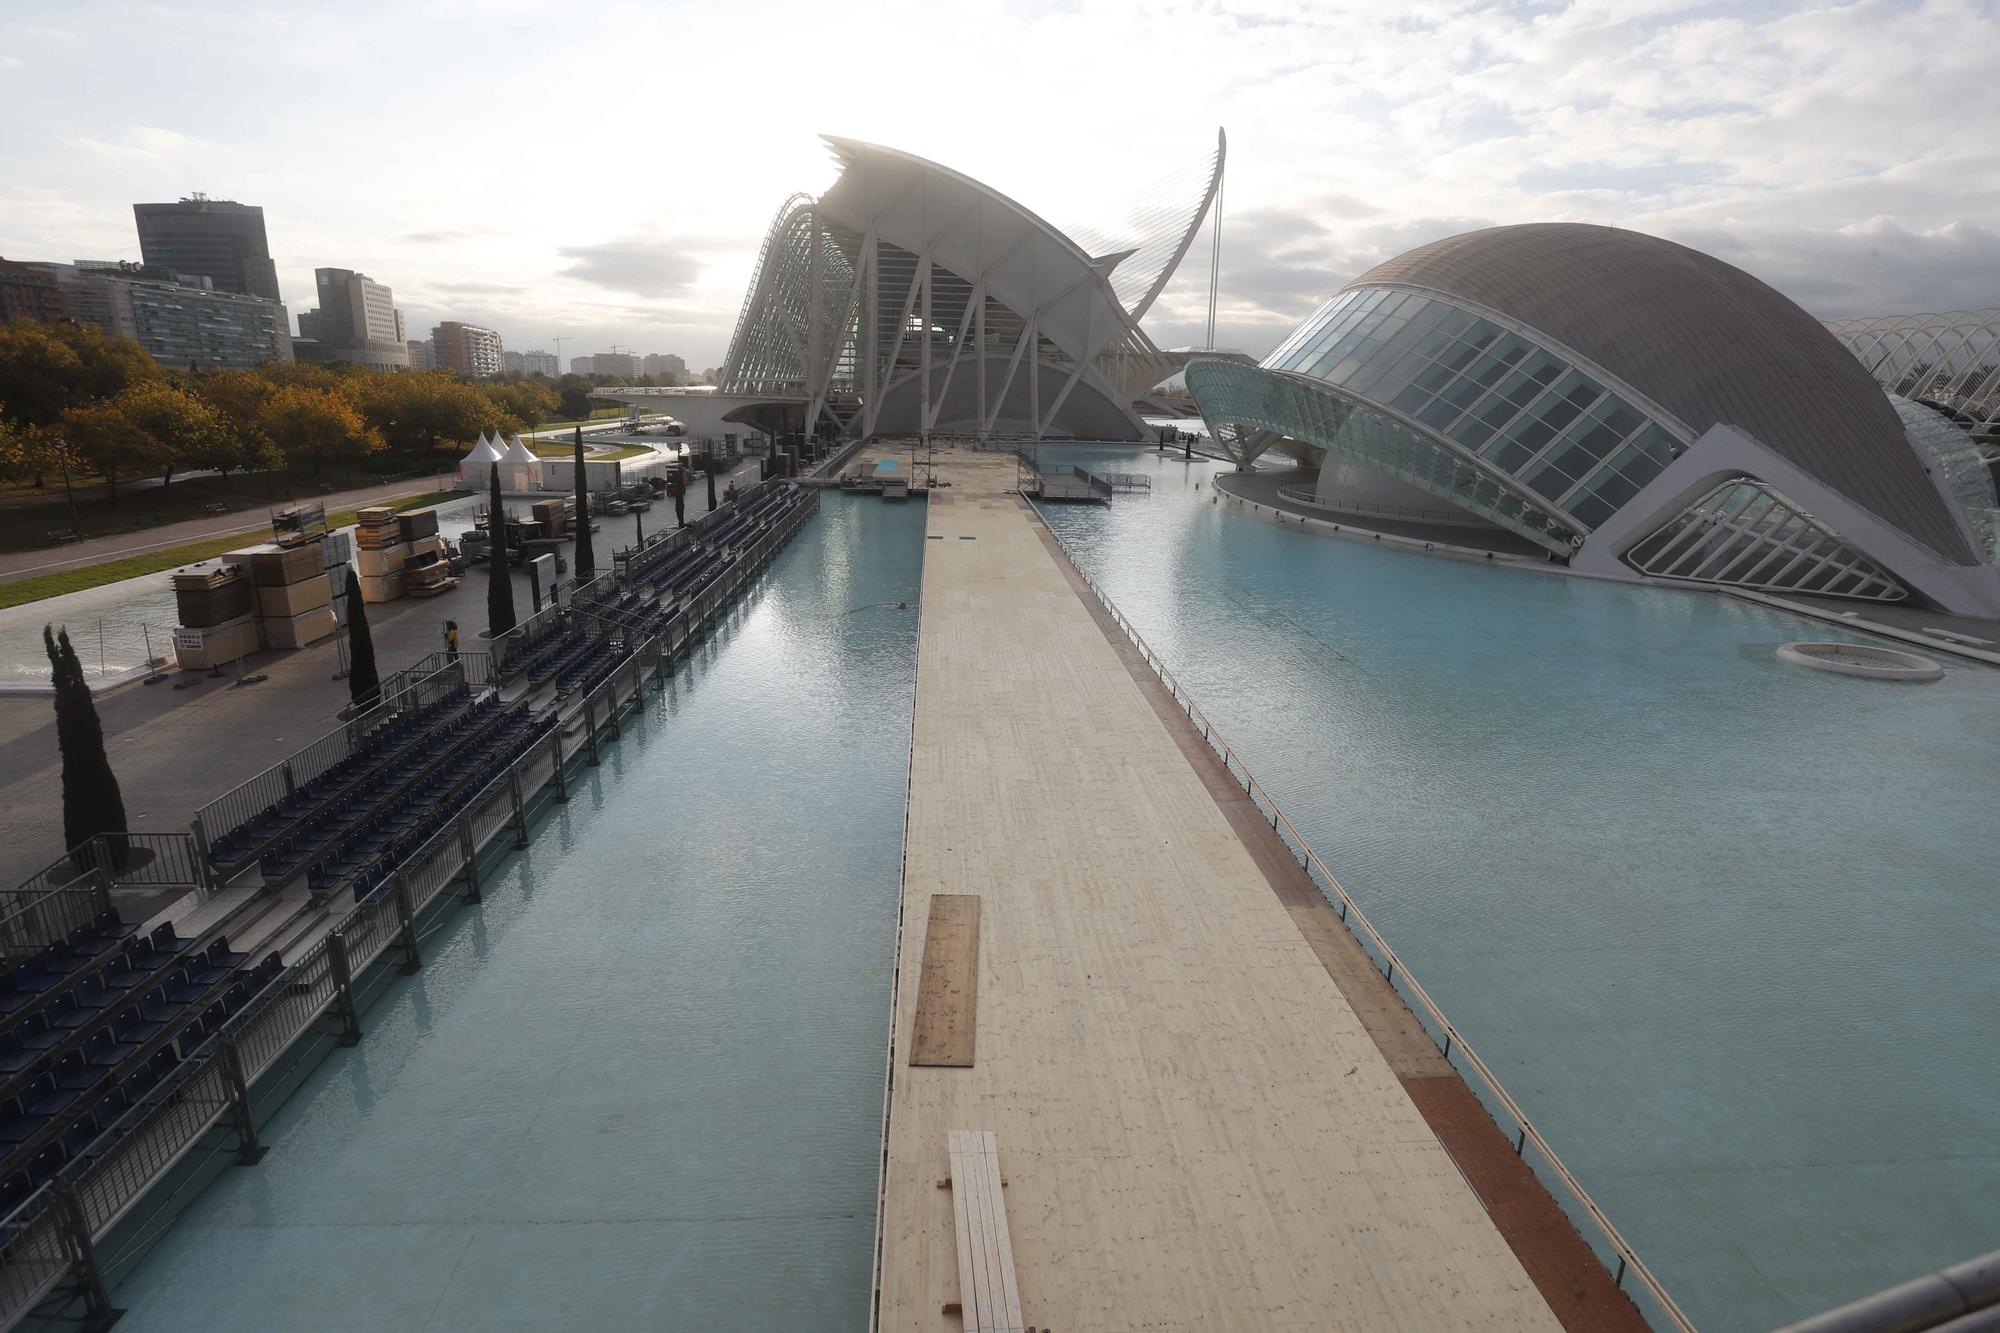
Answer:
[444, 619, 460, 660]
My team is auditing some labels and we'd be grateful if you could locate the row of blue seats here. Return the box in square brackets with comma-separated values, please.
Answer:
[209, 686, 473, 864]
[511, 629, 586, 686]
[0, 929, 210, 1090]
[309, 706, 543, 893]
[260, 697, 502, 883]
[637, 540, 703, 587]
[348, 713, 560, 908]
[0, 951, 284, 1220]
[0, 912, 143, 1016]
[554, 641, 630, 699]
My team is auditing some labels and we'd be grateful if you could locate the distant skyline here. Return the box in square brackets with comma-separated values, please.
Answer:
[3, 0, 1997, 370]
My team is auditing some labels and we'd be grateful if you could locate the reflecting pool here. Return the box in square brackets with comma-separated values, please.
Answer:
[1041, 445, 2000, 1333]
[111, 493, 926, 1331]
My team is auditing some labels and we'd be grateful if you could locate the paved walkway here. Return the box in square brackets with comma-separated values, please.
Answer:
[876, 450, 1564, 1330]
[0, 473, 457, 584]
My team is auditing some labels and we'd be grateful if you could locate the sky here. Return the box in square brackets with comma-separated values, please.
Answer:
[3, 0, 1998, 371]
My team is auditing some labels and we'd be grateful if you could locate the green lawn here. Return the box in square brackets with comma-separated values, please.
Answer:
[0, 489, 467, 611]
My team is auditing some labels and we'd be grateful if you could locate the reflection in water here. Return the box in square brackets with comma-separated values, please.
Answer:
[1042, 445, 2000, 1332]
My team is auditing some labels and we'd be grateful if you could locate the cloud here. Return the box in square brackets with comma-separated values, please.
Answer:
[557, 237, 719, 297]
[403, 226, 501, 244]
[61, 126, 193, 162]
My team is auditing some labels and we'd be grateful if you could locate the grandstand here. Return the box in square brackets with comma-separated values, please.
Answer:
[0, 479, 819, 1330]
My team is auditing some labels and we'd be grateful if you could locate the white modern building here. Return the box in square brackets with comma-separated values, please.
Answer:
[714, 132, 1225, 442]
[1187, 223, 2000, 617]
[432, 321, 503, 378]
[296, 268, 409, 370]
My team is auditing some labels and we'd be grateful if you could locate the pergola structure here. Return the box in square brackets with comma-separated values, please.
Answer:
[718, 133, 1225, 442]
[1828, 308, 2000, 448]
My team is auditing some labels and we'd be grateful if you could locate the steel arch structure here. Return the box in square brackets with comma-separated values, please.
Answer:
[1828, 309, 2000, 447]
[718, 133, 1223, 442]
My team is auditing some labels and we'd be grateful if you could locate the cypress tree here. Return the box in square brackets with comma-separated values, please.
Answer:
[572, 425, 595, 581]
[344, 568, 380, 708]
[705, 439, 718, 510]
[46, 625, 128, 866]
[487, 466, 517, 636]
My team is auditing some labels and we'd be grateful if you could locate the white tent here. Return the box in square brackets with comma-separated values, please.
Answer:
[456, 432, 504, 488]
[502, 435, 543, 492]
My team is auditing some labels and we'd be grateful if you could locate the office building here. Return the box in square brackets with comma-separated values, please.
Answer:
[30, 261, 290, 369]
[132, 196, 282, 301]
[407, 340, 435, 371]
[516, 349, 558, 376]
[570, 355, 593, 375]
[590, 351, 637, 378]
[293, 268, 409, 369]
[642, 352, 686, 381]
[0, 258, 69, 324]
[432, 321, 503, 377]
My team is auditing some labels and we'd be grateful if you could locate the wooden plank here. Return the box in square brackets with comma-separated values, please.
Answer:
[981, 1132, 1025, 1332]
[948, 1132, 982, 1332]
[910, 895, 980, 1067]
[948, 1130, 1025, 1333]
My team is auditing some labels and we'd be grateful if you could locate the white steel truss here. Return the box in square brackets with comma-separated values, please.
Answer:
[717, 134, 1222, 442]
[1623, 480, 1906, 601]
[1828, 309, 2000, 446]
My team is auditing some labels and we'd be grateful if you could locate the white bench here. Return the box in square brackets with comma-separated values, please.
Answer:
[943, 1129, 1026, 1333]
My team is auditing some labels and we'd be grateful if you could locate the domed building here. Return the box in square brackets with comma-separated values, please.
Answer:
[1186, 223, 2000, 616]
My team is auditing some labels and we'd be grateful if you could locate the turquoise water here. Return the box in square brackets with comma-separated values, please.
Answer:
[111, 493, 926, 1330]
[1041, 446, 2000, 1332]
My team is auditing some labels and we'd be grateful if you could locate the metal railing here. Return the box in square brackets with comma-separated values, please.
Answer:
[0, 486, 826, 1333]
[1274, 484, 1487, 528]
[191, 660, 476, 868]
[1034, 507, 1695, 1333]
[3, 833, 213, 956]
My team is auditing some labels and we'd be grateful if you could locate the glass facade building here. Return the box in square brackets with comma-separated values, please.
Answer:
[1188, 223, 2000, 614]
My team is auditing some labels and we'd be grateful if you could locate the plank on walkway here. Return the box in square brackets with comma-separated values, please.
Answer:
[948, 1129, 1025, 1333]
[910, 894, 980, 1067]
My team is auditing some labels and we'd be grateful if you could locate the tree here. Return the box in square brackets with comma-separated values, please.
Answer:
[263, 384, 381, 475]
[486, 466, 516, 636]
[484, 380, 558, 435]
[193, 371, 283, 479]
[114, 380, 230, 489]
[0, 320, 160, 433]
[554, 373, 594, 420]
[344, 568, 380, 708]
[345, 371, 499, 460]
[572, 425, 595, 581]
[45, 625, 128, 864]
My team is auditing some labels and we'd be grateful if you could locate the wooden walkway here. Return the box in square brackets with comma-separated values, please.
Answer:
[875, 452, 1565, 1332]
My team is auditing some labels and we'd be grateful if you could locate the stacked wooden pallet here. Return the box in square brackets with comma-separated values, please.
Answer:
[247, 541, 335, 649]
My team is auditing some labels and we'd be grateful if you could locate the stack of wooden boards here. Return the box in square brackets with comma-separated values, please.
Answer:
[246, 541, 335, 648]
[169, 562, 257, 670]
[355, 507, 445, 603]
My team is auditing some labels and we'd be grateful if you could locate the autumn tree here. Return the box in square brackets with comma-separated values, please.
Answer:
[114, 380, 230, 488]
[345, 371, 500, 459]
[553, 373, 594, 420]
[483, 380, 558, 435]
[263, 384, 382, 475]
[0, 320, 160, 432]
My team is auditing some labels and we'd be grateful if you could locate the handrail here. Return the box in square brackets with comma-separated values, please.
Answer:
[1033, 504, 1696, 1333]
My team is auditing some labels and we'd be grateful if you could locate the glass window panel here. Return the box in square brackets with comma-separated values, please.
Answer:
[1599, 401, 1645, 439]
[1491, 438, 1539, 472]
[1439, 377, 1488, 413]
[1417, 396, 1464, 431]
[1430, 306, 1475, 339]
[1567, 493, 1619, 530]
[1523, 461, 1580, 500]
[1450, 413, 1499, 451]
[1411, 360, 1459, 396]
[1389, 382, 1432, 415]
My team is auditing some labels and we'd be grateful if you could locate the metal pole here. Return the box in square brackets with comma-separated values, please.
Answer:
[219, 1037, 268, 1163]
[325, 933, 363, 1045]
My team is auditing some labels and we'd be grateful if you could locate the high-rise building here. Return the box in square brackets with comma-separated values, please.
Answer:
[641, 352, 687, 381]
[432, 321, 503, 377]
[132, 196, 282, 301]
[569, 355, 593, 375]
[590, 351, 637, 378]
[30, 261, 290, 369]
[407, 339, 435, 370]
[0, 257, 69, 323]
[516, 349, 558, 376]
[294, 268, 409, 369]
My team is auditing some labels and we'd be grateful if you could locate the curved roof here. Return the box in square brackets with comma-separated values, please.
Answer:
[1345, 223, 1974, 563]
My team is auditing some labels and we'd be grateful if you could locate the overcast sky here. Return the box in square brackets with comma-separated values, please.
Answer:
[3, 0, 1997, 370]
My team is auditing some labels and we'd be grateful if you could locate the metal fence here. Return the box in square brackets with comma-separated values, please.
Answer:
[2, 833, 213, 957]
[192, 659, 474, 866]
[1032, 505, 1696, 1333]
[1274, 483, 1486, 528]
[0, 487, 824, 1332]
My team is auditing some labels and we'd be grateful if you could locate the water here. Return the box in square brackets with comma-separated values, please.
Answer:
[111, 493, 927, 1330]
[1038, 445, 2000, 1332]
